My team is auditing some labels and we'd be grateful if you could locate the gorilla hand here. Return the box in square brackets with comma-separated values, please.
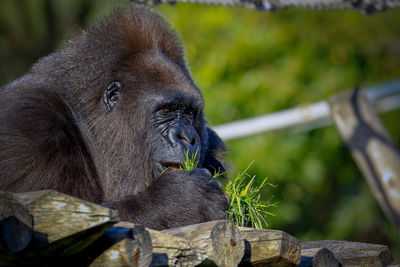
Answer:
[109, 168, 229, 230]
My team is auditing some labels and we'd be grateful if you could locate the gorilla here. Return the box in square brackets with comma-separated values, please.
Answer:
[0, 5, 229, 230]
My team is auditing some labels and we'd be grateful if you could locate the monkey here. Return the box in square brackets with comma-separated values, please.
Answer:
[0, 5, 229, 230]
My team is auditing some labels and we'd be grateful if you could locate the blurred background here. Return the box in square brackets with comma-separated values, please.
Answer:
[0, 0, 399, 261]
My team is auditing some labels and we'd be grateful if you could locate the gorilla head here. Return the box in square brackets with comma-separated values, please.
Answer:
[0, 5, 228, 230]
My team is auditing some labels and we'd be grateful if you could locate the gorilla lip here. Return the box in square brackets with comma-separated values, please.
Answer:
[162, 163, 181, 170]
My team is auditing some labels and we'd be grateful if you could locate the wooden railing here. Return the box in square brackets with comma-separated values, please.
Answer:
[213, 79, 400, 234]
[0, 190, 394, 266]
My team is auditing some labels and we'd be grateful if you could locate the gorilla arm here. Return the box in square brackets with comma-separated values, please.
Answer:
[105, 169, 228, 230]
[0, 86, 103, 202]
[0, 86, 228, 230]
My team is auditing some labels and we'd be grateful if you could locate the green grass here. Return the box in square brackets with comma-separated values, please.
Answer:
[224, 162, 277, 229]
[179, 155, 276, 229]
[179, 149, 200, 171]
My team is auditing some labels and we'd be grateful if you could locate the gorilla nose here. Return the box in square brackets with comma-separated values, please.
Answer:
[177, 127, 199, 147]
[169, 124, 199, 149]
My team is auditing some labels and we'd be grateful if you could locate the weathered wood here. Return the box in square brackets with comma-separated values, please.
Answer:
[76, 222, 153, 267]
[299, 248, 339, 267]
[238, 227, 301, 266]
[302, 240, 393, 266]
[329, 89, 400, 231]
[15, 190, 119, 248]
[0, 190, 119, 265]
[148, 228, 205, 266]
[164, 220, 244, 267]
[0, 192, 33, 252]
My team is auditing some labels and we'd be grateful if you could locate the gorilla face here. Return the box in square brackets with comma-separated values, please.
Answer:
[101, 50, 206, 180]
[149, 90, 202, 178]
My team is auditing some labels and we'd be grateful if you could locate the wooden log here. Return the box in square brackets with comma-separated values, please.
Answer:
[15, 190, 119, 249]
[74, 222, 153, 267]
[0, 190, 120, 265]
[0, 192, 33, 252]
[238, 227, 301, 266]
[299, 248, 339, 267]
[163, 220, 244, 267]
[148, 228, 206, 267]
[329, 89, 400, 232]
[302, 240, 393, 266]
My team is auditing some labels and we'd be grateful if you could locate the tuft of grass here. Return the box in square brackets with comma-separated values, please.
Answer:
[179, 148, 199, 172]
[179, 153, 276, 229]
[224, 162, 277, 229]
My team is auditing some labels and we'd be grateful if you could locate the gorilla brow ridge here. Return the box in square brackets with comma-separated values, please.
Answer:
[87, 6, 186, 71]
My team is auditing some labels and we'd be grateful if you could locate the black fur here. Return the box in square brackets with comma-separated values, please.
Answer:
[0, 5, 228, 230]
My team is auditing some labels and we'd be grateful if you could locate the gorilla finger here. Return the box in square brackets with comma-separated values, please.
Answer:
[217, 210, 228, 220]
[217, 193, 230, 210]
[208, 179, 222, 191]
[191, 168, 212, 179]
[224, 193, 231, 207]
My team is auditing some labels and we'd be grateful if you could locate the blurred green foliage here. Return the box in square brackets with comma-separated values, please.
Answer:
[0, 0, 399, 261]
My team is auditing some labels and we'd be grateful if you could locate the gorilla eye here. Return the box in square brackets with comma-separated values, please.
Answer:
[103, 81, 121, 112]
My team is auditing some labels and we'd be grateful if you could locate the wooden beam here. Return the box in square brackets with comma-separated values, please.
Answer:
[0, 190, 119, 265]
[81, 222, 153, 267]
[0, 192, 32, 252]
[164, 220, 244, 267]
[148, 228, 206, 266]
[302, 240, 393, 266]
[15, 190, 119, 247]
[329, 89, 400, 232]
[238, 227, 301, 266]
[299, 248, 339, 267]
[214, 79, 400, 140]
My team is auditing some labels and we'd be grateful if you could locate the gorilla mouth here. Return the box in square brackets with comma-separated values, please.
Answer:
[153, 160, 191, 179]
[162, 162, 181, 170]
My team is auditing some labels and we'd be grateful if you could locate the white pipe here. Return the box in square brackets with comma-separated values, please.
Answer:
[212, 78, 400, 140]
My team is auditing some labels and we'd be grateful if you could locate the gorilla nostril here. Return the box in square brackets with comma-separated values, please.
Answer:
[178, 133, 188, 143]
[177, 131, 196, 147]
[190, 137, 197, 146]
[175, 126, 199, 148]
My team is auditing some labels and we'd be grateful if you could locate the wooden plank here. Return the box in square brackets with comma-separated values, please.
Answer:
[148, 228, 205, 266]
[78, 222, 153, 267]
[238, 227, 301, 266]
[0, 190, 119, 265]
[163, 220, 245, 267]
[299, 248, 339, 267]
[0, 192, 33, 252]
[329, 89, 400, 232]
[302, 240, 393, 266]
[15, 190, 119, 247]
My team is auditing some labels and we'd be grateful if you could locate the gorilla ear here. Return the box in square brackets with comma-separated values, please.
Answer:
[203, 127, 227, 175]
[103, 81, 121, 112]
